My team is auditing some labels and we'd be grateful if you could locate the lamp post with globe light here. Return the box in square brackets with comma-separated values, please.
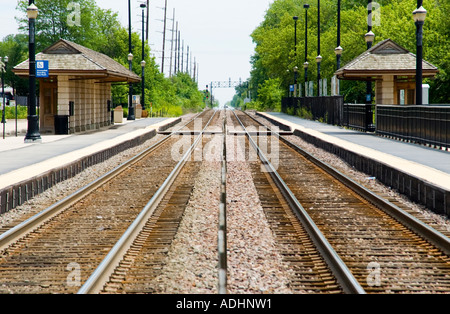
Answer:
[24, 2, 41, 143]
[413, 5, 427, 106]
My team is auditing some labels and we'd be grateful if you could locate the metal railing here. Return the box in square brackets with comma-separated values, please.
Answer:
[343, 104, 375, 132]
[282, 97, 450, 149]
[282, 96, 344, 126]
[376, 105, 450, 148]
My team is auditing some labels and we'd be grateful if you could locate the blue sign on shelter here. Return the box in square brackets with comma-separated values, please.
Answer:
[36, 60, 49, 78]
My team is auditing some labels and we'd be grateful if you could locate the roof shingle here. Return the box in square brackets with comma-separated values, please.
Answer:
[13, 39, 140, 82]
[335, 39, 438, 79]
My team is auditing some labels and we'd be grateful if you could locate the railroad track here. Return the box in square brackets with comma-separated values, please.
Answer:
[0, 109, 218, 294]
[230, 109, 450, 294]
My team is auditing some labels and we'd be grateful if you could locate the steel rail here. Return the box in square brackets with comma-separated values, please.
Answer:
[242, 110, 450, 257]
[218, 110, 227, 294]
[0, 110, 209, 253]
[231, 109, 366, 294]
[78, 110, 218, 294]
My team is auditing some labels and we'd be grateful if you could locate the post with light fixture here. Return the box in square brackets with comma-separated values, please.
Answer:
[293, 16, 299, 97]
[293, 66, 298, 97]
[336, 0, 343, 71]
[24, 1, 41, 143]
[127, 53, 135, 120]
[335, 0, 343, 97]
[141, 60, 146, 112]
[141, 3, 146, 111]
[334, 47, 343, 96]
[1, 56, 8, 139]
[304, 4, 309, 88]
[127, 0, 135, 120]
[317, 0, 321, 97]
[364, 30, 375, 131]
[364, 0, 375, 131]
[316, 55, 322, 97]
[413, 4, 427, 106]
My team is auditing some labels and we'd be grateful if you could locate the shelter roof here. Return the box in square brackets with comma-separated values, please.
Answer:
[335, 39, 438, 80]
[13, 39, 140, 83]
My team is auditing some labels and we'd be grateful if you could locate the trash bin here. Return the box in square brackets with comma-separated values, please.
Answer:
[54, 115, 69, 135]
[114, 106, 123, 123]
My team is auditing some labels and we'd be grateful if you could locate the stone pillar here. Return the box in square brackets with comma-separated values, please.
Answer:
[57, 75, 70, 115]
[379, 75, 395, 105]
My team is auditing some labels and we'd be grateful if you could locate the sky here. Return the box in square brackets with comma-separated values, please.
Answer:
[0, 0, 273, 105]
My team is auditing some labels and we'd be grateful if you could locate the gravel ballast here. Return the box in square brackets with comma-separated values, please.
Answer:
[2, 110, 449, 295]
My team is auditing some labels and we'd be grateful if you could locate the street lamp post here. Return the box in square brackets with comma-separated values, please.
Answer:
[304, 4, 309, 87]
[316, 55, 322, 97]
[293, 16, 299, 97]
[317, 0, 321, 97]
[127, 0, 135, 120]
[24, 2, 41, 143]
[335, 0, 343, 71]
[1, 56, 7, 139]
[413, 5, 427, 106]
[363, 0, 375, 131]
[334, 47, 343, 96]
[294, 66, 298, 97]
[141, 60, 146, 113]
[141, 3, 146, 111]
[127, 53, 135, 120]
[364, 29, 375, 131]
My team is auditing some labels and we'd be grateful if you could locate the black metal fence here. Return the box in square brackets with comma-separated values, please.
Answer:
[282, 97, 450, 149]
[343, 104, 376, 132]
[376, 105, 450, 148]
[281, 96, 344, 126]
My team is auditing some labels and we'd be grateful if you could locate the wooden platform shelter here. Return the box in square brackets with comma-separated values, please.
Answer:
[335, 39, 438, 105]
[13, 39, 140, 134]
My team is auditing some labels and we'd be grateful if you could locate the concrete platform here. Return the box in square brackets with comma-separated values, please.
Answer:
[0, 117, 180, 213]
[258, 111, 450, 216]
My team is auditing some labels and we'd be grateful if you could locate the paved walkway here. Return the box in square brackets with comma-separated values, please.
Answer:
[0, 118, 172, 189]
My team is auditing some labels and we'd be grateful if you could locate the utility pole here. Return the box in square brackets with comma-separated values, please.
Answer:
[177, 30, 181, 74]
[190, 54, 193, 78]
[181, 40, 184, 73]
[186, 45, 189, 73]
[194, 57, 196, 81]
[161, 0, 168, 74]
[169, 8, 175, 77]
[196, 63, 199, 83]
[174, 22, 178, 74]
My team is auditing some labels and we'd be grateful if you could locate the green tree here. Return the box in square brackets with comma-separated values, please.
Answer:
[245, 0, 450, 107]
[16, 0, 100, 50]
[11, 0, 204, 116]
[0, 34, 29, 95]
[256, 78, 284, 111]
